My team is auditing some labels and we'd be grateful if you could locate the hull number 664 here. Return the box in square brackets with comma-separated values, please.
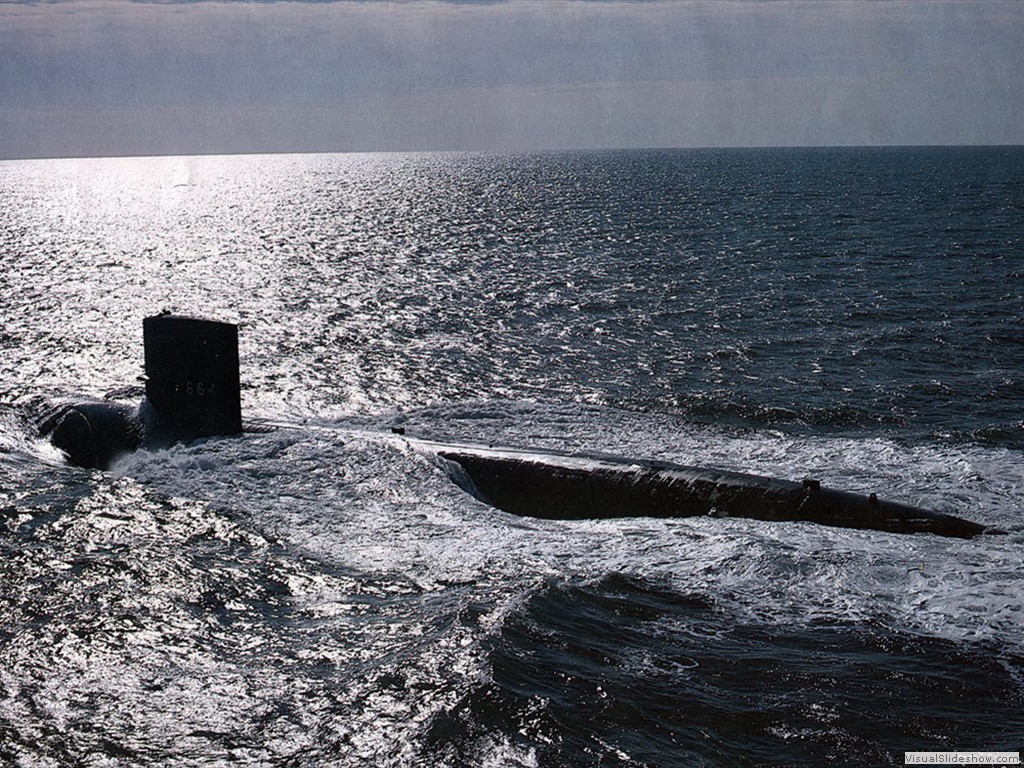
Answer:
[186, 381, 216, 397]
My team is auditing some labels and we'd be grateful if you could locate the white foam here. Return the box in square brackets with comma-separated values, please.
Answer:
[107, 401, 1024, 648]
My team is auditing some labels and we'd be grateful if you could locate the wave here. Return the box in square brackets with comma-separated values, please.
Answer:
[421, 573, 1024, 766]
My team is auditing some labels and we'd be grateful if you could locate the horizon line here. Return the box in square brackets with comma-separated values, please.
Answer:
[4, 142, 1023, 163]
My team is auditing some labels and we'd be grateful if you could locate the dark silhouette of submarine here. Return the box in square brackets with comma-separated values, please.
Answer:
[39, 314, 241, 469]
[39, 315, 995, 539]
[421, 440, 990, 538]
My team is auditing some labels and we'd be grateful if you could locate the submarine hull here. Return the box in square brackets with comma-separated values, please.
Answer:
[34, 314, 991, 539]
[38, 401, 141, 470]
[423, 441, 990, 539]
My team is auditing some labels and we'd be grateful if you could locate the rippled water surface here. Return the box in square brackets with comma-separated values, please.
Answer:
[1, 148, 1023, 766]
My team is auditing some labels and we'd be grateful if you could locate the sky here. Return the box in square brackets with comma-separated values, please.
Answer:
[0, 0, 1021, 159]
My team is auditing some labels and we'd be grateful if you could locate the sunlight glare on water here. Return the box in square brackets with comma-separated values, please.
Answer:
[1, 148, 1022, 765]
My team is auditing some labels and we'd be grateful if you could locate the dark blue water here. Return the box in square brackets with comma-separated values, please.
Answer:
[1, 147, 1022, 766]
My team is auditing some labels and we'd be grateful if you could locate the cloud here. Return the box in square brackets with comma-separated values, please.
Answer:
[1, 0, 1021, 157]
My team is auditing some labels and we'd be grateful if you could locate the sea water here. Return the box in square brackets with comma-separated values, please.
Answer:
[1, 147, 1022, 766]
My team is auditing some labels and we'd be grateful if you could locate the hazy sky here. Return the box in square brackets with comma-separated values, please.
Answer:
[1, 0, 1021, 159]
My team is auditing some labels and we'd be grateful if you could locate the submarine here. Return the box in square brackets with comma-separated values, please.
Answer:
[39, 313, 242, 469]
[419, 440, 989, 538]
[39, 314, 997, 539]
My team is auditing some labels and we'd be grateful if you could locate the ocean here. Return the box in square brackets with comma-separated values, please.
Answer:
[1, 147, 1022, 766]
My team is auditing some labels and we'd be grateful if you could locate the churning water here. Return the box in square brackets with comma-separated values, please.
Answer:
[1, 147, 1023, 766]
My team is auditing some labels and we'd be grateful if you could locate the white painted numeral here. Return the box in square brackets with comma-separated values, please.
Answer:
[185, 381, 217, 397]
